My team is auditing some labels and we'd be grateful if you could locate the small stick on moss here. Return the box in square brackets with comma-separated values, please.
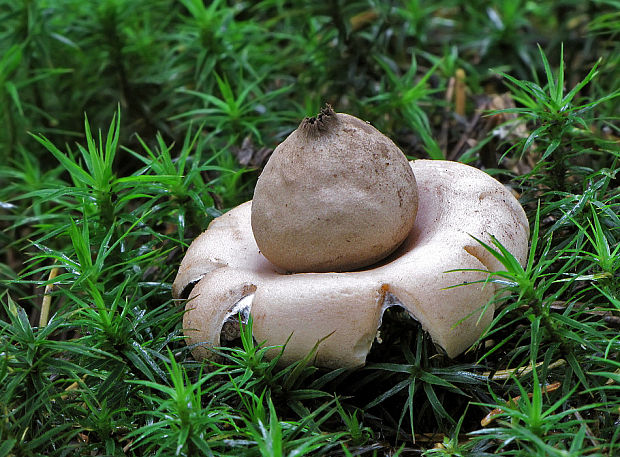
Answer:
[483, 358, 566, 380]
[605, 368, 620, 386]
[60, 375, 88, 400]
[39, 266, 59, 327]
[454, 68, 466, 116]
[122, 440, 134, 454]
[481, 381, 561, 426]
[573, 410, 600, 448]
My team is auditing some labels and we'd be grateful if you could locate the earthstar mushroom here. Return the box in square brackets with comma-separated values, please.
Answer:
[173, 156, 529, 368]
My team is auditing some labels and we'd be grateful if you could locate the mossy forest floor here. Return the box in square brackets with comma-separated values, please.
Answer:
[1, 1, 618, 456]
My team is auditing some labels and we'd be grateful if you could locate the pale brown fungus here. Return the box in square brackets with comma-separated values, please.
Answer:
[251, 105, 418, 273]
[173, 158, 529, 368]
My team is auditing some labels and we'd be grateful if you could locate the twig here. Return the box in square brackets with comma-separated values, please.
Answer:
[439, 74, 455, 155]
[454, 68, 466, 117]
[39, 267, 59, 327]
[483, 358, 566, 381]
[573, 410, 599, 448]
[122, 440, 134, 453]
[448, 110, 482, 161]
[481, 382, 561, 426]
[440, 68, 467, 158]
[605, 368, 620, 386]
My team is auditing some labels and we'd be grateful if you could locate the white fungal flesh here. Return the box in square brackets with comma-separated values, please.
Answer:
[220, 294, 254, 342]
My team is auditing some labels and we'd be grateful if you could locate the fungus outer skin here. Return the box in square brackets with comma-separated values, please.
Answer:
[173, 160, 530, 368]
[251, 274, 385, 368]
